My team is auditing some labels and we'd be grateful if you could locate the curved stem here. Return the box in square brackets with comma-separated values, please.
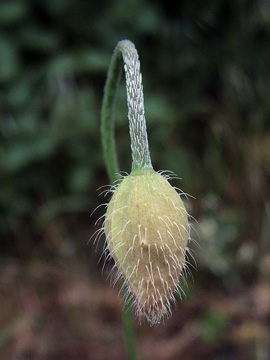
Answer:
[101, 40, 153, 360]
[101, 40, 152, 183]
[101, 46, 122, 183]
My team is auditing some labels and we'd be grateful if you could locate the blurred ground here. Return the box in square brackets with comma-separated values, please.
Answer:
[0, 250, 269, 360]
[1, 0, 270, 359]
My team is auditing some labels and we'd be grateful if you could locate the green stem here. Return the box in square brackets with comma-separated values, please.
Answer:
[101, 40, 152, 181]
[101, 46, 122, 182]
[123, 285, 138, 360]
[102, 39, 153, 360]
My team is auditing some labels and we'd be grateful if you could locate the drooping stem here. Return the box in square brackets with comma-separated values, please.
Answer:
[101, 39, 152, 183]
[101, 39, 154, 360]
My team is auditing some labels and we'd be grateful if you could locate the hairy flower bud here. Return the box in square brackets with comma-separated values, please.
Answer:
[104, 168, 189, 325]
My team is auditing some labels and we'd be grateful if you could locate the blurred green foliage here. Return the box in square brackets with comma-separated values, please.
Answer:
[0, 0, 269, 283]
[199, 310, 229, 345]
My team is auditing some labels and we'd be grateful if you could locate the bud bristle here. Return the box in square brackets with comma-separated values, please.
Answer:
[103, 169, 190, 325]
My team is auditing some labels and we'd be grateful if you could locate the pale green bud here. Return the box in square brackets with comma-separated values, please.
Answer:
[104, 168, 189, 325]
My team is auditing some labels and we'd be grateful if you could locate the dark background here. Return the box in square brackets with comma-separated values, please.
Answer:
[0, 0, 269, 359]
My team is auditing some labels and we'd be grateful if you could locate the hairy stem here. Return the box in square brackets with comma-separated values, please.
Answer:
[101, 39, 154, 360]
[101, 39, 152, 182]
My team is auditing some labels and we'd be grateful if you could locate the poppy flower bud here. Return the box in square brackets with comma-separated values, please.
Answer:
[104, 167, 189, 325]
